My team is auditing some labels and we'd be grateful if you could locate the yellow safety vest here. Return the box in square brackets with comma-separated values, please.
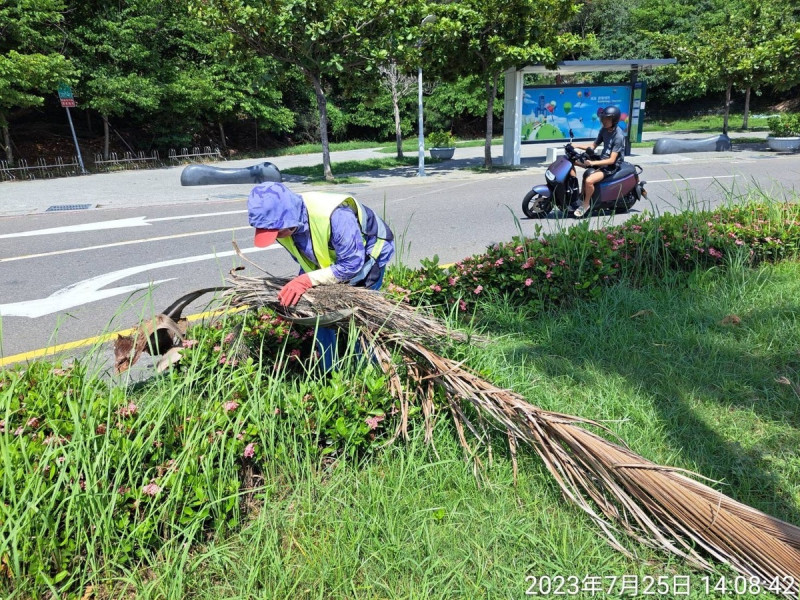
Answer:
[277, 192, 389, 276]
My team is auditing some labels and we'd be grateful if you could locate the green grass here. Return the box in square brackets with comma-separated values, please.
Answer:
[282, 156, 434, 180]
[104, 260, 800, 599]
[643, 113, 773, 133]
[375, 137, 505, 155]
[631, 137, 767, 149]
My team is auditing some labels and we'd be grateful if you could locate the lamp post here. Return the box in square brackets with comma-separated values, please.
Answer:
[417, 14, 437, 177]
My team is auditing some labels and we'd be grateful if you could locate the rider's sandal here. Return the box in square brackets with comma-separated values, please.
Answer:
[574, 206, 588, 219]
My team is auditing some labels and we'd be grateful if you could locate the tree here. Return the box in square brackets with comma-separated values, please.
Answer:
[193, 0, 423, 181]
[647, 0, 800, 129]
[0, 0, 73, 163]
[426, 0, 588, 167]
[163, 16, 296, 153]
[378, 61, 417, 158]
[66, 0, 166, 159]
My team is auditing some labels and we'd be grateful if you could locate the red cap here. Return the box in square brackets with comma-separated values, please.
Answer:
[254, 228, 280, 248]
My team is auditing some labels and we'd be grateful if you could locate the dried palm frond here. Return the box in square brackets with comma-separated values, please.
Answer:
[224, 267, 477, 347]
[113, 287, 230, 374]
[225, 269, 800, 592]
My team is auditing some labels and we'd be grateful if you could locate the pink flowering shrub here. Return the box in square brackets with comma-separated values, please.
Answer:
[386, 202, 800, 313]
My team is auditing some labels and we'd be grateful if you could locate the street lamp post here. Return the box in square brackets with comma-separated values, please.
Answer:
[417, 15, 437, 178]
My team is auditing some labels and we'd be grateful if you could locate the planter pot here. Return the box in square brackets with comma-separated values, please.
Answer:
[429, 147, 455, 160]
[766, 135, 800, 152]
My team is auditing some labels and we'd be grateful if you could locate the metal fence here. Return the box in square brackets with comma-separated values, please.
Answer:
[0, 146, 222, 181]
[94, 150, 161, 171]
[0, 157, 83, 182]
[168, 146, 222, 163]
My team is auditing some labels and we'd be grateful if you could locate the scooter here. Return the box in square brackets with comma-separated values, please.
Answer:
[521, 143, 647, 219]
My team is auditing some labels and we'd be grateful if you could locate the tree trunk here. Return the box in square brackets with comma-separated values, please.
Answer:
[742, 86, 751, 130]
[723, 81, 732, 134]
[218, 122, 228, 155]
[102, 115, 110, 160]
[484, 72, 499, 168]
[309, 72, 334, 181]
[392, 83, 404, 159]
[0, 111, 12, 164]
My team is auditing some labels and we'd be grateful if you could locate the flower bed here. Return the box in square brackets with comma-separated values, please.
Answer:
[386, 202, 800, 312]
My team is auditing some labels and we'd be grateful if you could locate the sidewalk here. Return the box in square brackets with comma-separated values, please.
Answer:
[0, 130, 772, 217]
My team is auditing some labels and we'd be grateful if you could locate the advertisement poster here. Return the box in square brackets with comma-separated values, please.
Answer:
[521, 85, 632, 143]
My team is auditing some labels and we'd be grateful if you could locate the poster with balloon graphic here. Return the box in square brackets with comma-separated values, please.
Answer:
[520, 84, 632, 143]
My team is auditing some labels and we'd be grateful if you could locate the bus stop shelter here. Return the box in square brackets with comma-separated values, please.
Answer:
[502, 59, 677, 165]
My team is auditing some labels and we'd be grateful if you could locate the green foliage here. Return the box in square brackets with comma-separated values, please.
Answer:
[64, 0, 295, 151]
[646, 0, 800, 104]
[0, 307, 397, 594]
[0, 0, 74, 138]
[192, 0, 425, 178]
[426, 130, 456, 148]
[386, 201, 800, 313]
[423, 0, 589, 165]
[767, 113, 800, 137]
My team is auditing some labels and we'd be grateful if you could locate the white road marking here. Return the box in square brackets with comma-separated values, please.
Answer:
[0, 217, 150, 239]
[147, 210, 247, 222]
[0, 226, 251, 263]
[0, 246, 276, 318]
[0, 209, 248, 240]
[647, 175, 737, 184]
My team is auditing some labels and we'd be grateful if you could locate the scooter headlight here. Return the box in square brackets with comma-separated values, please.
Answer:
[545, 169, 555, 182]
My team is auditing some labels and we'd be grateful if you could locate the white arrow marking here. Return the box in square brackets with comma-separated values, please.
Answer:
[0, 246, 275, 318]
[0, 209, 248, 240]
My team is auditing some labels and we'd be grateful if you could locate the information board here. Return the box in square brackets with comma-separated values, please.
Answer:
[521, 84, 632, 143]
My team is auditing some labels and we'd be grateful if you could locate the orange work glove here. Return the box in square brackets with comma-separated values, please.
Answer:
[277, 274, 313, 307]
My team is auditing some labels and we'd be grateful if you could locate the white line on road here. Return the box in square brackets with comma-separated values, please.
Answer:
[147, 209, 247, 222]
[0, 245, 276, 318]
[647, 175, 738, 184]
[0, 217, 151, 239]
[0, 226, 251, 263]
[0, 209, 248, 240]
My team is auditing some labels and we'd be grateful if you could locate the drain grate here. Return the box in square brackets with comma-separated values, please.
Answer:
[45, 204, 94, 212]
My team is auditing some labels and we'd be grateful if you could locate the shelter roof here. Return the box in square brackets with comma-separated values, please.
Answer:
[519, 59, 676, 74]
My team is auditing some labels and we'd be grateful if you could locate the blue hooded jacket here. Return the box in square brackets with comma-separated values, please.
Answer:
[247, 182, 394, 282]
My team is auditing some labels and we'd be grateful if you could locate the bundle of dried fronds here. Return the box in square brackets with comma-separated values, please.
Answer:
[224, 267, 475, 347]
[226, 269, 800, 591]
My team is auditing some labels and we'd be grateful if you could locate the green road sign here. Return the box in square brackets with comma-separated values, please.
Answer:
[57, 83, 74, 100]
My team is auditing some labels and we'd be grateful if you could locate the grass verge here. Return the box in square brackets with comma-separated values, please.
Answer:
[643, 114, 772, 133]
[281, 156, 438, 181]
[112, 259, 800, 599]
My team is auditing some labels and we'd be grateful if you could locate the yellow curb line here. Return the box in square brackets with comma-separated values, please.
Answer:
[0, 306, 250, 368]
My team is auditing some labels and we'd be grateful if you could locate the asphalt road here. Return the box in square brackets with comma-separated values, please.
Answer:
[1, 146, 798, 366]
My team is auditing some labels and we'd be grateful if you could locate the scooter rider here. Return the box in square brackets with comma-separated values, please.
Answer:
[571, 105, 626, 218]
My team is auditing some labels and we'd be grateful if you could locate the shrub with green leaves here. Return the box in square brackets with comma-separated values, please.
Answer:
[767, 113, 800, 137]
[0, 307, 397, 595]
[386, 201, 800, 313]
[427, 131, 457, 148]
